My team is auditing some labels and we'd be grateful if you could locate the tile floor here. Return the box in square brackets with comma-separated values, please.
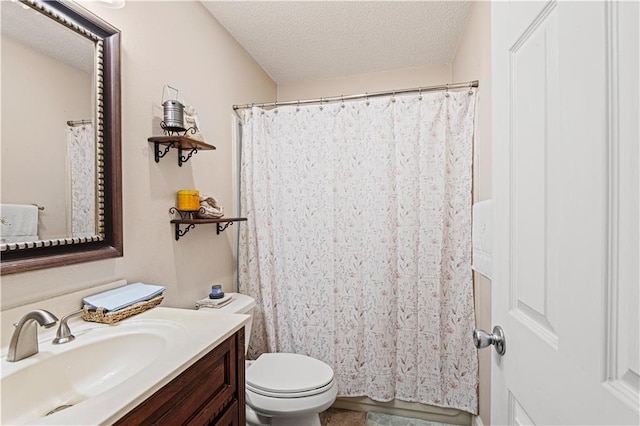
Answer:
[320, 408, 458, 426]
[366, 412, 457, 426]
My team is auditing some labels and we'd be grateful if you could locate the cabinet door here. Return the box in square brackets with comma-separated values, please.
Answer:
[114, 330, 244, 426]
[196, 400, 239, 426]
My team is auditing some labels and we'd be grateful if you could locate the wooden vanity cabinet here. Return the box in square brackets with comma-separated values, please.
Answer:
[114, 328, 245, 425]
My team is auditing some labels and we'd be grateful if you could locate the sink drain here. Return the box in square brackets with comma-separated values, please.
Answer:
[45, 404, 74, 416]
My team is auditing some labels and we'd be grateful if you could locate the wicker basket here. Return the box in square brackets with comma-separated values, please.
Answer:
[82, 295, 164, 324]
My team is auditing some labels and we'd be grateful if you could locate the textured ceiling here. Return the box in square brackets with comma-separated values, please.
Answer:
[202, 1, 472, 84]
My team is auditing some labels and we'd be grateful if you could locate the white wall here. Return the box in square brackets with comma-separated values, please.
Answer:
[451, 2, 492, 425]
[1, 1, 276, 311]
[278, 65, 451, 101]
[278, 64, 451, 101]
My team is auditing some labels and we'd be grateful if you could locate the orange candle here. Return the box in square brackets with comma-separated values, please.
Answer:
[177, 190, 200, 211]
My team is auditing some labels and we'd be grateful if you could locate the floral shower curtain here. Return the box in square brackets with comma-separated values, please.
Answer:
[239, 90, 478, 414]
[66, 123, 95, 238]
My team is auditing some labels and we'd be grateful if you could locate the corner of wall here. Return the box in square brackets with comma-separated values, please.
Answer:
[451, 2, 492, 425]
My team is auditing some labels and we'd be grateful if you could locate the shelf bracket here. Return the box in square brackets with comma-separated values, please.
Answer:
[154, 142, 175, 163]
[175, 223, 196, 241]
[216, 221, 235, 235]
[169, 207, 202, 220]
[178, 147, 198, 167]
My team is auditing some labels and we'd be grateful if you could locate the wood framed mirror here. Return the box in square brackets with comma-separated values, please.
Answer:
[1, 0, 122, 275]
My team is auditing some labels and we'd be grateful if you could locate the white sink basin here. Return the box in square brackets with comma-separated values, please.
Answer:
[1, 320, 184, 425]
[0, 307, 249, 425]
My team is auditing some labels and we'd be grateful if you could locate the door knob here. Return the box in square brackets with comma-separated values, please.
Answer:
[473, 325, 506, 356]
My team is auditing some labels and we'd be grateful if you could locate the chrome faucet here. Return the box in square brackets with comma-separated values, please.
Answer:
[7, 309, 58, 362]
[52, 309, 84, 345]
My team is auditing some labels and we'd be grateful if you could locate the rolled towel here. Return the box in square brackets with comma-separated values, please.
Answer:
[196, 194, 224, 219]
[196, 293, 233, 309]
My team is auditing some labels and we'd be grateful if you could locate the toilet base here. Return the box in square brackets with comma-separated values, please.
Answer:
[271, 414, 321, 426]
[246, 406, 320, 426]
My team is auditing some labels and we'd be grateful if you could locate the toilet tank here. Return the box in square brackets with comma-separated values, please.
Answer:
[214, 293, 256, 355]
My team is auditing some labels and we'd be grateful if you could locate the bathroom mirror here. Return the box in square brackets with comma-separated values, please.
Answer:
[0, 0, 122, 275]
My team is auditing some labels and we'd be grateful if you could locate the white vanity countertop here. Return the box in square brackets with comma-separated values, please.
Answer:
[0, 307, 249, 425]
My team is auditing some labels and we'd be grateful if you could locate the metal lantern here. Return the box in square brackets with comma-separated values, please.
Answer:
[162, 85, 185, 132]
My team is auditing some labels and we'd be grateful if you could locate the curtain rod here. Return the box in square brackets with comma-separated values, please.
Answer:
[233, 80, 479, 111]
[66, 119, 92, 126]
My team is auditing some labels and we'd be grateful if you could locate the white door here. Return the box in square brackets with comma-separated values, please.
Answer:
[491, 1, 639, 424]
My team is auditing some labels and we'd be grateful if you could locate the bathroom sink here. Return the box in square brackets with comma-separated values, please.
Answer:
[0, 308, 250, 425]
[1, 320, 184, 425]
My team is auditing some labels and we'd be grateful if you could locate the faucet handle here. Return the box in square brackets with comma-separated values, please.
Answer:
[52, 309, 84, 345]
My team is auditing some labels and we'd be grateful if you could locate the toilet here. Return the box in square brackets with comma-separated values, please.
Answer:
[198, 293, 338, 426]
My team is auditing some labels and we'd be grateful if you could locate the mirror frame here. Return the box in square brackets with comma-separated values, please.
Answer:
[1, 0, 122, 275]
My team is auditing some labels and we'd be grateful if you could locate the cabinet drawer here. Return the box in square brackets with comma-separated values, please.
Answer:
[188, 398, 238, 426]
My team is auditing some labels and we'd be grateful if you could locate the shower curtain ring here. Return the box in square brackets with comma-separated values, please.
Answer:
[296, 100, 300, 111]
[418, 87, 422, 100]
[468, 82, 474, 95]
[445, 84, 450, 97]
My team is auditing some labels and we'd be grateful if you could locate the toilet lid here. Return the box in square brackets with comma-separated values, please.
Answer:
[246, 353, 334, 397]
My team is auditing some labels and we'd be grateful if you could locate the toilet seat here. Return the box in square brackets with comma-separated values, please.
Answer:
[246, 353, 334, 398]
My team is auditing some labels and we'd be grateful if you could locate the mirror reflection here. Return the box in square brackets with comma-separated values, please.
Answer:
[1, 0, 98, 244]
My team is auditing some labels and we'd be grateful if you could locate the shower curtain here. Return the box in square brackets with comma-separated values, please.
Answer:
[66, 123, 95, 238]
[239, 90, 478, 414]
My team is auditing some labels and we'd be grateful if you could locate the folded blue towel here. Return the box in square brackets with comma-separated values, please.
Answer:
[83, 282, 165, 312]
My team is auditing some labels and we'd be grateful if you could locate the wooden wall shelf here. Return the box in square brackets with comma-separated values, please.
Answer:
[148, 136, 216, 166]
[170, 217, 247, 241]
[150, 135, 244, 241]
